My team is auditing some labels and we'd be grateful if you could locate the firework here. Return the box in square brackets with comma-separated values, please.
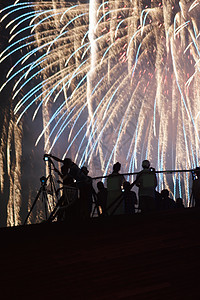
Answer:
[0, 0, 200, 214]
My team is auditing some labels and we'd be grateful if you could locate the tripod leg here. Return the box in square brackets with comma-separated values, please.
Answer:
[91, 188, 101, 217]
[23, 187, 42, 225]
[42, 189, 54, 220]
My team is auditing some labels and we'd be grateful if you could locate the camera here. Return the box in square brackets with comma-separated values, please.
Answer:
[40, 176, 47, 185]
[44, 154, 49, 161]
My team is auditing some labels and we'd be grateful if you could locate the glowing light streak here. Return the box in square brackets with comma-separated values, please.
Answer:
[100, 42, 115, 64]
[81, 34, 105, 60]
[178, 172, 182, 198]
[0, 61, 32, 93]
[46, 30, 69, 54]
[170, 38, 200, 142]
[68, 103, 87, 141]
[31, 12, 63, 33]
[97, 1, 109, 16]
[9, 24, 35, 43]
[126, 29, 141, 56]
[91, 76, 105, 95]
[65, 42, 89, 66]
[14, 74, 53, 114]
[0, 37, 35, 65]
[6, 10, 36, 30]
[189, 0, 199, 12]
[48, 107, 82, 153]
[115, 19, 125, 38]
[81, 95, 109, 161]
[13, 57, 50, 101]
[14, 65, 51, 115]
[79, 119, 99, 166]
[76, 93, 109, 165]
[131, 42, 142, 77]
[189, 32, 200, 59]
[62, 121, 88, 159]
[35, 101, 67, 147]
[153, 97, 157, 137]
[81, 30, 89, 46]
[182, 116, 191, 167]
[103, 87, 119, 119]
[174, 21, 190, 36]
[62, 13, 88, 35]
[141, 10, 149, 35]
[179, 1, 185, 19]
[5, 39, 53, 79]
[0, 34, 33, 60]
[95, 8, 127, 30]
[60, 5, 78, 22]
[0, 4, 35, 22]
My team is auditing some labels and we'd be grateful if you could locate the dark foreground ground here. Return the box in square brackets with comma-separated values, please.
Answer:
[0, 208, 200, 299]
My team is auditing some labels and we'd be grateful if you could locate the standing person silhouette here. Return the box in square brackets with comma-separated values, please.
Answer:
[80, 166, 93, 219]
[192, 167, 200, 208]
[106, 162, 125, 215]
[123, 181, 137, 214]
[97, 181, 107, 216]
[134, 160, 157, 213]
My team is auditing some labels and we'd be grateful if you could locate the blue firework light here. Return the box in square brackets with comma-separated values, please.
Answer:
[1, 0, 200, 204]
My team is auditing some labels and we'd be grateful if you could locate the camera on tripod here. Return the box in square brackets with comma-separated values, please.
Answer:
[40, 176, 47, 185]
[43, 154, 54, 165]
[43, 154, 50, 161]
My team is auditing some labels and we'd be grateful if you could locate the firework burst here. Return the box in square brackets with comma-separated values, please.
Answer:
[0, 0, 200, 208]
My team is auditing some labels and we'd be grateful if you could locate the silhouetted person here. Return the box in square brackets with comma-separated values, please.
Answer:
[106, 162, 125, 215]
[123, 181, 137, 214]
[192, 167, 200, 208]
[134, 160, 157, 213]
[48, 154, 91, 219]
[175, 198, 185, 209]
[53, 160, 75, 221]
[80, 166, 93, 219]
[54, 161, 74, 187]
[160, 189, 176, 210]
[97, 181, 107, 216]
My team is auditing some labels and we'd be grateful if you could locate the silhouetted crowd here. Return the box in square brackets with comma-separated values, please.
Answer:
[45, 154, 200, 221]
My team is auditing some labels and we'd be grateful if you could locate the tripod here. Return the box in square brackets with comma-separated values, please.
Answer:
[24, 177, 52, 225]
[90, 187, 101, 217]
[45, 157, 58, 207]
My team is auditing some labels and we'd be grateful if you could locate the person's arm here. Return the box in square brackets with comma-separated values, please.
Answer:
[130, 172, 141, 189]
[48, 154, 63, 163]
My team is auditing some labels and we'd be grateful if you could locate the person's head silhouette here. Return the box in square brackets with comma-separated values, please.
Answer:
[113, 162, 121, 173]
[142, 160, 150, 169]
[63, 158, 72, 168]
[123, 181, 131, 191]
[97, 181, 104, 191]
[161, 189, 169, 198]
[81, 166, 89, 175]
